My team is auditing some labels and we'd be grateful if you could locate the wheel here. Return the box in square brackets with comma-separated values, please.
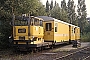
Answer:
[72, 40, 81, 48]
[50, 45, 53, 49]
[77, 40, 81, 47]
[69, 40, 72, 44]
[72, 40, 78, 48]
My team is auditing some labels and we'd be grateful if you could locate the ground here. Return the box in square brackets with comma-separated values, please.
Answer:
[0, 42, 90, 60]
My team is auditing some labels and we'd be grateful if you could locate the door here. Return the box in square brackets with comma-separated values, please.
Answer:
[44, 23, 54, 42]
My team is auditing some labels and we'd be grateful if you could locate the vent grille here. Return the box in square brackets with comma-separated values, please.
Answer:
[19, 36, 25, 40]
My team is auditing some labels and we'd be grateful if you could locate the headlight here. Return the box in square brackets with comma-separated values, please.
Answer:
[31, 36, 34, 40]
[9, 36, 11, 39]
[32, 36, 34, 38]
[28, 36, 34, 40]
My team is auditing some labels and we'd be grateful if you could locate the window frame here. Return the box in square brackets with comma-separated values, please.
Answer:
[46, 23, 52, 31]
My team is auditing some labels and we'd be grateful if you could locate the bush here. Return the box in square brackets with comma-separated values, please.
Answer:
[0, 34, 10, 49]
[0, 11, 12, 49]
[81, 32, 90, 42]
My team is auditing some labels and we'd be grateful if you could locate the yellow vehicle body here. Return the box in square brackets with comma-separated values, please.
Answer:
[69, 25, 75, 41]
[13, 16, 44, 47]
[75, 27, 80, 40]
[10, 16, 81, 49]
[43, 19, 69, 43]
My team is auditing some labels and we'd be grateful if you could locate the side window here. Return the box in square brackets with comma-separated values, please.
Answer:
[55, 23, 58, 32]
[46, 23, 52, 31]
[34, 18, 39, 26]
[34, 19, 38, 26]
[30, 18, 34, 26]
[74, 28, 75, 33]
[37, 20, 39, 26]
[72, 27, 73, 33]
[40, 20, 43, 26]
[34, 19, 43, 26]
[72, 27, 75, 33]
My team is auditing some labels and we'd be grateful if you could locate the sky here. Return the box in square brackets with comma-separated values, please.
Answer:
[40, 0, 90, 17]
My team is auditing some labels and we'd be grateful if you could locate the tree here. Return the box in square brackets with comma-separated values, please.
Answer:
[67, 0, 77, 25]
[71, 0, 78, 25]
[60, 0, 69, 22]
[77, 0, 87, 33]
[55, 0, 57, 7]
[51, 3, 68, 22]
[67, 0, 72, 23]
[36, 3, 47, 16]
[0, 9, 12, 47]
[61, 0, 67, 11]
[50, 0, 53, 10]
[46, 0, 49, 12]
[1, 0, 46, 16]
[84, 22, 90, 33]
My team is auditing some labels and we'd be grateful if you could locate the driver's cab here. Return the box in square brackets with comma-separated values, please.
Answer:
[12, 15, 44, 45]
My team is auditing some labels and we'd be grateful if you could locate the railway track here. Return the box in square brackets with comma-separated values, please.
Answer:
[0, 43, 90, 60]
[17, 44, 90, 60]
[53, 46, 90, 60]
[27, 44, 90, 60]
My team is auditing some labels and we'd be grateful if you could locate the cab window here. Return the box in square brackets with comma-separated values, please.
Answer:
[30, 18, 34, 26]
[74, 28, 75, 33]
[40, 20, 43, 26]
[46, 23, 52, 31]
[34, 19, 38, 26]
[31, 18, 43, 26]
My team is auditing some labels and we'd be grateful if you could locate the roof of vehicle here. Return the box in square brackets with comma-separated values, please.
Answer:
[37, 16, 54, 21]
[37, 16, 80, 28]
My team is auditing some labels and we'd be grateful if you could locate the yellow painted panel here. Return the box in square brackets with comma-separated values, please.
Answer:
[75, 28, 80, 40]
[69, 26, 75, 40]
[43, 20, 69, 42]
[30, 26, 44, 37]
[15, 26, 28, 36]
[54, 22, 69, 42]
[13, 25, 44, 45]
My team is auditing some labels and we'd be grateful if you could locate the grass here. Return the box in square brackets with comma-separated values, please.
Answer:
[81, 32, 90, 42]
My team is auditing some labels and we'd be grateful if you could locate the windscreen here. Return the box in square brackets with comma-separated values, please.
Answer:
[14, 20, 28, 26]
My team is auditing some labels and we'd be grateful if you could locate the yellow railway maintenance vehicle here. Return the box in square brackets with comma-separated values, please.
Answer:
[38, 16, 81, 46]
[9, 16, 80, 51]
